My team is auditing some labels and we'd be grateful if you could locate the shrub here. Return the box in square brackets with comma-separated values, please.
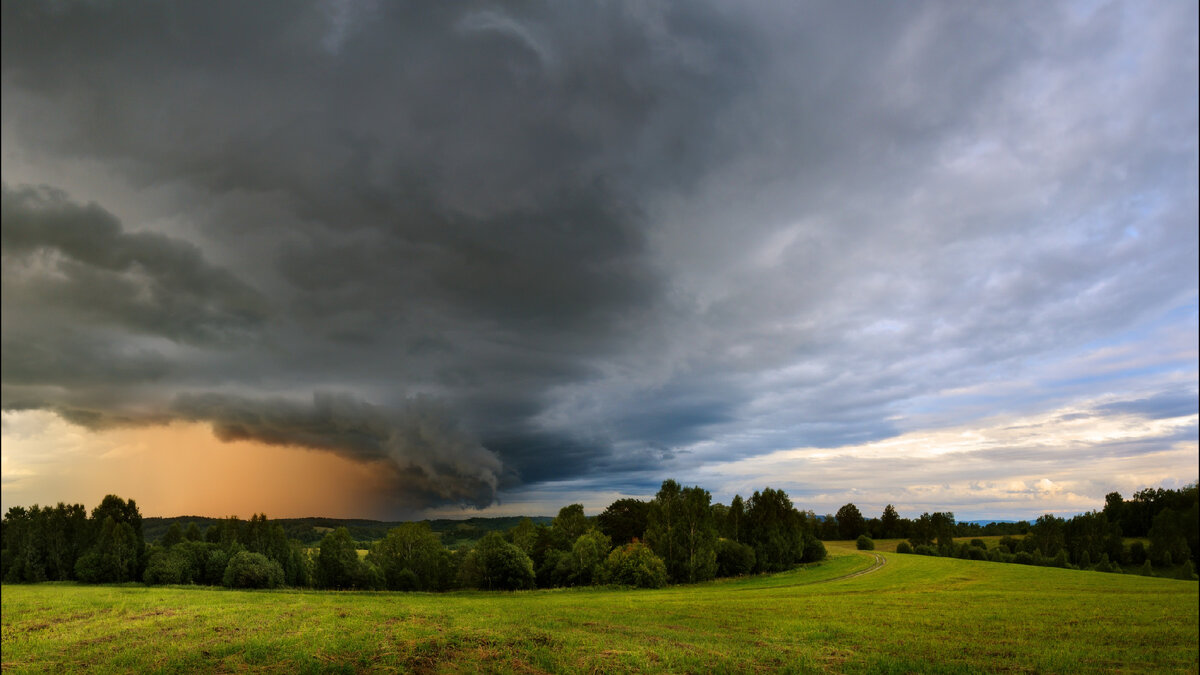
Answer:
[144, 549, 186, 585]
[1140, 560, 1154, 576]
[1177, 560, 1198, 581]
[895, 541, 913, 554]
[969, 539, 987, 549]
[1127, 541, 1147, 566]
[222, 551, 283, 589]
[913, 545, 936, 556]
[856, 535, 875, 551]
[967, 547, 987, 561]
[716, 539, 756, 577]
[997, 536, 1019, 553]
[1013, 551, 1034, 565]
[801, 534, 827, 563]
[601, 542, 668, 588]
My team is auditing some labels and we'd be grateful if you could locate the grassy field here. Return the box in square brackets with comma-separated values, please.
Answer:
[3, 548, 1196, 673]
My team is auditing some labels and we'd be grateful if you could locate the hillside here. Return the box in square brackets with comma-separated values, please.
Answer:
[3, 545, 1195, 673]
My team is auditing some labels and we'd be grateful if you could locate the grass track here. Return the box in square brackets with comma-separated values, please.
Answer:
[3, 550, 1196, 673]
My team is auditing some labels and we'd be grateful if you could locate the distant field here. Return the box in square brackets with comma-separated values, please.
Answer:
[3, 550, 1196, 673]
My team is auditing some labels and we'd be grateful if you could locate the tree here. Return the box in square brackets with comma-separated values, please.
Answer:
[716, 539, 755, 576]
[459, 532, 535, 590]
[508, 517, 538, 555]
[597, 499, 649, 545]
[647, 481, 717, 583]
[75, 516, 140, 583]
[184, 522, 203, 542]
[567, 529, 612, 586]
[645, 480, 683, 580]
[856, 535, 875, 551]
[724, 495, 746, 543]
[880, 504, 901, 539]
[745, 488, 805, 572]
[368, 523, 447, 591]
[223, 551, 284, 589]
[1027, 514, 1065, 558]
[162, 522, 184, 548]
[836, 503, 866, 540]
[551, 504, 589, 548]
[601, 542, 667, 588]
[315, 527, 371, 590]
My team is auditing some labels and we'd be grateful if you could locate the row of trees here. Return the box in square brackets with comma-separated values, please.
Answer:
[1, 481, 827, 591]
[813, 484, 1197, 568]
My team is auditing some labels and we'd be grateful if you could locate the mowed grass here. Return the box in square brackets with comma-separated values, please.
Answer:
[3, 551, 1196, 674]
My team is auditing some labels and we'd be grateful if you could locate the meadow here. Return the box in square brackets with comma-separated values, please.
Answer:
[3, 544, 1196, 674]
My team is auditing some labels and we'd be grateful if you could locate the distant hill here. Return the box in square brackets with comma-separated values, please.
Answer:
[142, 515, 554, 548]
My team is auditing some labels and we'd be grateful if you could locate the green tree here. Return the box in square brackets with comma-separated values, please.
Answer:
[508, 517, 538, 555]
[458, 532, 535, 590]
[745, 487, 805, 572]
[836, 503, 867, 540]
[597, 499, 649, 545]
[314, 527, 368, 589]
[880, 504, 901, 539]
[567, 529, 612, 586]
[223, 551, 284, 589]
[645, 480, 684, 580]
[162, 522, 184, 548]
[856, 534, 875, 550]
[600, 542, 667, 588]
[551, 504, 589, 549]
[715, 539, 755, 576]
[368, 522, 446, 591]
[726, 495, 746, 543]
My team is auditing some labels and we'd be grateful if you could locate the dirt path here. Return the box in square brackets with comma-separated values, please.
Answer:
[734, 552, 886, 592]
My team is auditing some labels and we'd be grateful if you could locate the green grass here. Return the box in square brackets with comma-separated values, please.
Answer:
[3, 550, 1196, 673]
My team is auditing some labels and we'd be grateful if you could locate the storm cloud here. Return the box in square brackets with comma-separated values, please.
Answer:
[2, 1, 1196, 514]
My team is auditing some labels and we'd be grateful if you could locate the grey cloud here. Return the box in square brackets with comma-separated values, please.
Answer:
[1, 1, 1196, 514]
[2, 185, 267, 344]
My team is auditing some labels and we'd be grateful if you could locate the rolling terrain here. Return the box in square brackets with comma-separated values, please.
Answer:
[3, 545, 1196, 673]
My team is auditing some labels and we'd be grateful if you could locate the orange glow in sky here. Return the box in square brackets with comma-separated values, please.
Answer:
[1, 413, 395, 518]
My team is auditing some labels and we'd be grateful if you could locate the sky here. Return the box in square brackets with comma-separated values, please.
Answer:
[2, 1, 1197, 522]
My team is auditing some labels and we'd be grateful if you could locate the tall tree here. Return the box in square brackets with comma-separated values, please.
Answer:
[597, 499, 649, 545]
[880, 504, 901, 539]
[836, 503, 866, 540]
[745, 488, 804, 572]
[645, 480, 684, 581]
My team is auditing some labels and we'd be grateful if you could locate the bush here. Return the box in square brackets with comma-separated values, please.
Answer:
[144, 549, 186, 585]
[895, 541, 913, 554]
[969, 539, 987, 549]
[222, 551, 283, 589]
[998, 536, 1019, 554]
[1127, 541, 1147, 566]
[801, 534, 827, 563]
[1177, 560, 1198, 581]
[913, 545, 936, 556]
[601, 542, 668, 588]
[716, 539, 756, 577]
[967, 547, 987, 561]
[1013, 551, 1034, 565]
[856, 535, 875, 551]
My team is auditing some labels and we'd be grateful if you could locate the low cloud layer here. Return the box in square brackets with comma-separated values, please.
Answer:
[2, 1, 1196, 515]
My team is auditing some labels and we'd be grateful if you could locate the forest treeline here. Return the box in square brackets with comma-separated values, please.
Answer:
[880, 485, 1198, 578]
[3, 481, 1195, 590]
[0, 481, 825, 590]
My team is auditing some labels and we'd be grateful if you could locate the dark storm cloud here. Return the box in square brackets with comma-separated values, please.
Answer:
[2, 1, 1197, 513]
